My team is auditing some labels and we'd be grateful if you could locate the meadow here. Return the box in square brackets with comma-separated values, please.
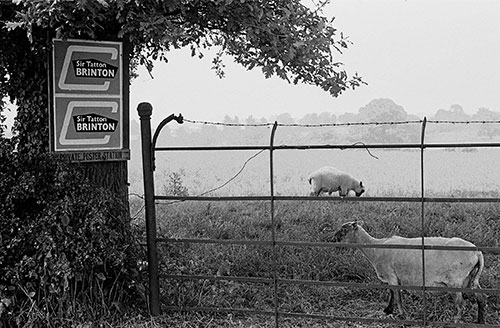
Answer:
[130, 147, 500, 198]
[128, 145, 500, 326]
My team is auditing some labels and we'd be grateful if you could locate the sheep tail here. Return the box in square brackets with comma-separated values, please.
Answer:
[468, 251, 484, 289]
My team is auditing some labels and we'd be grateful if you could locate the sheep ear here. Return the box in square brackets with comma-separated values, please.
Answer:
[360, 181, 363, 187]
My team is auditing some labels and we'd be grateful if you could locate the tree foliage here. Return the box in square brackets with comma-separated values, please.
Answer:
[474, 108, 500, 139]
[356, 99, 416, 143]
[0, 1, 364, 325]
[1, 0, 363, 106]
[1, 0, 366, 151]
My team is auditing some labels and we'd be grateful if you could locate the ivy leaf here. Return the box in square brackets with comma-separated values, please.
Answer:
[61, 214, 70, 227]
[4, 22, 23, 31]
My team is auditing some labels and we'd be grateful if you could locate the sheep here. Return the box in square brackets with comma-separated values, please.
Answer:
[333, 221, 486, 324]
[308, 166, 365, 197]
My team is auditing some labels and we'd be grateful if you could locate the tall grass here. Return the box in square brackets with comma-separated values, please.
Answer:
[126, 147, 500, 325]
[147, 199, 500, 325]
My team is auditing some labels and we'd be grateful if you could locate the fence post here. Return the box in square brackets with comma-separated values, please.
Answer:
[137, 102, 161, 316]
[269, 121, 279, 328]
[420, 116, 428, 326]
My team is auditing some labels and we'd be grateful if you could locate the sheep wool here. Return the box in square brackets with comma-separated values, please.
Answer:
[308, 166, 365, 197]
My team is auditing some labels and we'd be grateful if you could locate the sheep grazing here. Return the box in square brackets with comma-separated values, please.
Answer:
[333, 221, 486, 324]
[308, 166, 365, 197]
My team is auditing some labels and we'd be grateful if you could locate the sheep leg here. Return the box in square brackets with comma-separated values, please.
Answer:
[475, 290, 486, 324]
[453, 292, 465, 323]
[394, 288, 405, 318]
[311, 187, 321, 196]
[383, 289, 395, 315]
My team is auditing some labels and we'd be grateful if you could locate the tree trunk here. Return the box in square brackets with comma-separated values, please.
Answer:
[80, 161, 130, 223]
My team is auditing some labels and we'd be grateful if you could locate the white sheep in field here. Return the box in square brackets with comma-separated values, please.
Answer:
[333, 221, 486, 324]
[308, 166, 365, 197]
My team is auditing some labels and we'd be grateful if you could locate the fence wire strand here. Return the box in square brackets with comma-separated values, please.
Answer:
[196, 149, 266, 197]
[183, 118, 424, 127]
[183, 118, 500, 128]
[156, 149, 267, 205]
[427, 120, 500, 124]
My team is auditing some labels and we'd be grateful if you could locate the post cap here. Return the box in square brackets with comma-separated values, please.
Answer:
[137, 102, 153, 117]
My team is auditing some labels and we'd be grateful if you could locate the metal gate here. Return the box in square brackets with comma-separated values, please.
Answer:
[137, 102, 500, 327]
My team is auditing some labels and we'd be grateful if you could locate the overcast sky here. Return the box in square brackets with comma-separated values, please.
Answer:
[129, 0, 500, 126]
[4, 0, 498, 130]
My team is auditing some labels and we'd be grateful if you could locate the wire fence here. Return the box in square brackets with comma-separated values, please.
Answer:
[183, 118, 500, 127]
[137, 104, 500, 328]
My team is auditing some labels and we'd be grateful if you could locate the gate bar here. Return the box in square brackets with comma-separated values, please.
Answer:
[269, 122, 279, 328]
[155, 195, 500, 203]
[163, 273, 499, 295]
[158, 237, 500, 253]
[420, 117, 428, 326]
[155, 142, 500, 152]
[151, 113, 183, 171]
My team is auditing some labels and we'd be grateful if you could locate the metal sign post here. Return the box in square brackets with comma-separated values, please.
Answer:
[49, 38, 129, 162]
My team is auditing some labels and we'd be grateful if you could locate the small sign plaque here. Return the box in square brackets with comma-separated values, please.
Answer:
[73, 113, 118, 133]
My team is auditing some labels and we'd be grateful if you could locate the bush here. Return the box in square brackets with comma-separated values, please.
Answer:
[0, 138, 139, 327]
[162, 170, 189, 197]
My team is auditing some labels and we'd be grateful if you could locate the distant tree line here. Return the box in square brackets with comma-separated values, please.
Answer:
[132, 99, 500, 146]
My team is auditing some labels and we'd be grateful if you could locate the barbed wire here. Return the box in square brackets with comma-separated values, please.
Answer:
[184, 118, 500, 127]
[183, 119, 273, 127]
[279, 120, 423, 127]
[426, 120, 500, 124]
[183, 118, 424, 127]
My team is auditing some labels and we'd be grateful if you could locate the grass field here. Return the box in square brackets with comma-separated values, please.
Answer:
[128, 146, 500, 326]
[129, 147, 500, 197]
[147, 200, 500, 326]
